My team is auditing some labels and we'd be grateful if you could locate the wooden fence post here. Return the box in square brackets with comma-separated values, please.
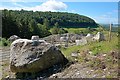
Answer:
[109, 23, 112, 42]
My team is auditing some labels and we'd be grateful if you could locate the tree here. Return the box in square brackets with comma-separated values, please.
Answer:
[2, 10, 19, 38]
[58, 28, 68, 34]
[54, 22, 59, 28]
[51, 26, 59, 34]
[2, 9, 98, 39]
[37, 23, 51, 38]
[43, 18, 49, 30]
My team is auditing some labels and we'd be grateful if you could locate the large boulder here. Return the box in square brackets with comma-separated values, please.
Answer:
[8, 35, 20, 42]
[75, 38, 87, 46]
[86, 33, 93, 38]
[10, 39, 67, 73]
[60, 37, 68, 42]
[93, 32, 105, 41]
[86, 33, 94, 42]
[42, 35, 61, 43]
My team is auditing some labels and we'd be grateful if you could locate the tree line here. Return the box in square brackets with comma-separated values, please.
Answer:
[2, 9, 98, 39]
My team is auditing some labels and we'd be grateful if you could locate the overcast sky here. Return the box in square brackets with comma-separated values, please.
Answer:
[1, 0, 119, 24]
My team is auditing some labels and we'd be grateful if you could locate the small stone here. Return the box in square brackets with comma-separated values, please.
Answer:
[93, 74, 97, 77]
[103, 54, 106, 57]
[52, 74, 58, 78]
[103, 68, 107, 71]
[75, 58, 78, 61]
[102, 75, 105, 78]
[6, 75, 9, 78]
[86, 71, 89, 73]
[76, 72, 80, 75]
[90, 70, 94, 72]
[39, 77, 43, 79]
[71, 52, 78, 57]
[52, 74, 56, 77]
[89, 51, 93, 54]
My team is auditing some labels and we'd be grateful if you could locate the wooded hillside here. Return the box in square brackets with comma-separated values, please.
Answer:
[2, 9, 98, 38]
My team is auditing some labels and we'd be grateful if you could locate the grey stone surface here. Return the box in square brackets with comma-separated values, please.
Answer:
[75, 38, 87, 46]
[8, 35, 20, 42]
[93, 32, 105, 41]
[31, 36, 39, 40]
[10, 39, 67, 72]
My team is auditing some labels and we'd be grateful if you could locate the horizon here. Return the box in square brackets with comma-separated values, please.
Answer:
[1, 1, 118, 24]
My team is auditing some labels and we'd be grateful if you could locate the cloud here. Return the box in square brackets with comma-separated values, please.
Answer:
[92, 9, 118, 24]
[26, 0, 67, 11]
[93, 15, 118, 24]
[11, 0, 25, 2]
[1, 0, 67, 12]
[1, 0, 119, 2]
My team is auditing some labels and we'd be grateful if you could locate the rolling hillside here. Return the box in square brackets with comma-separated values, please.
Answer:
[2, 9, 98, 38]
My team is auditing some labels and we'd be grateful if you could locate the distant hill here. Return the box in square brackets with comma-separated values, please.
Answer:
[2, 9, 98, 28]
[100, 24, 118, 32]
[2, 9, 98, 38]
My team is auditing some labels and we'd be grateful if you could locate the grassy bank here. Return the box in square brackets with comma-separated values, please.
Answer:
[60, 31, 118, 78]
[61, 31, 118, 59]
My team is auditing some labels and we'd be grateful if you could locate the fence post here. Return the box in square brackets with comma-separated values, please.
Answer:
[109, 23, 112, 42]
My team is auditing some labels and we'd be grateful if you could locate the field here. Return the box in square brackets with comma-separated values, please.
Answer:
[61, 31, 118, 57]
[0, 27, 119, 79]
[59, 28, 118, 78]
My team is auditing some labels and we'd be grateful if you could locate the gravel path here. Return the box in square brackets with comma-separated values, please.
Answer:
[49, 63, 94, 78]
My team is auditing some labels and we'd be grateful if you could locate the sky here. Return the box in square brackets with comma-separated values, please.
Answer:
[0, 0, 119, 24]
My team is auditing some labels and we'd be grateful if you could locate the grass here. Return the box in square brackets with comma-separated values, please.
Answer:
[60, 30, 118, 78]
[1, 27, 118, 78]
[61, 31, 118, 58]
[64, 28, 86, 33]
[64, 27, 103, 34]
[60, 30, 118, 77]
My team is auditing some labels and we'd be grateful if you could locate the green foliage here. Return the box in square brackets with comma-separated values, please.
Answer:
[50, 23, 68, 34]
[89, 44, 102, 56]
[58, 28, 68, 34]
[38, 24, 51, 37]
[50, 26, 59, 34]
[64, 28, 85, 33]
[50, 27, 68, 34]
[54, 22, 59, 28]
[43, 18, 49, 30]
[82, 27, 91, 34]
[74, 30, 81, 34]
[0, 38, 11, 46]
[2, 9, 98, 38]
[2, 9, 52, 39]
